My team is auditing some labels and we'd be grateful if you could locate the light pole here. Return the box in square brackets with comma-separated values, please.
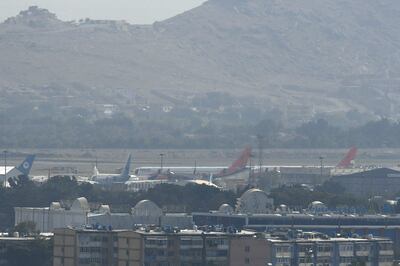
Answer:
[319, 156, 324, 178]
[3, 150, 7, 187]
[257, 135, 264, 175]
[159, 153, 164, 173]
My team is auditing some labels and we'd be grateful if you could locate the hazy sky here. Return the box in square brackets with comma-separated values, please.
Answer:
[0, 0, 207, 24]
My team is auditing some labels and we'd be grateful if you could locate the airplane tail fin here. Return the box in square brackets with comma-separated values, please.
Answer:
[220, 146, 252, 175]
[121, 154, 132, 179]
[336, 147, 357, 168]
[16, 155, 35, 176]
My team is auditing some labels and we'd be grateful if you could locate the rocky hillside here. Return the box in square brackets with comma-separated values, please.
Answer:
[1, 2, 400, 121]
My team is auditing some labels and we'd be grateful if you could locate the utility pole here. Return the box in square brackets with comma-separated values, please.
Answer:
[3, 150, 7, 187]
[248, 154, 252, 180]
[319, 156, 324, 180]
[159, 153, 164, 173]
[257, 135, 264, 175]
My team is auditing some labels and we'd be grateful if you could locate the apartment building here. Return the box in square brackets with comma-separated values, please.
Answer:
[53, 228, 142, 266]
[54, 227, 394, 266]
[53, 227, 255, 266]
[229, 231, 394, 266]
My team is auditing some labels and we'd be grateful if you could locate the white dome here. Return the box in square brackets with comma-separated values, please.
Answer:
[237, 188, 274, 214]
[308, 201, 327, 213]
[219, 204, 234, 214]
[311, 201, 324, 206]
[71, 197, 90, 212]
[98, 204, 111, 214]
[50, 202, 62, 210]
[132, 200, 162, 217]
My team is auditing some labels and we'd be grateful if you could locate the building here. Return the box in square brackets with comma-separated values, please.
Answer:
[330, 167, 400, 197]
[230, 231, 394, 266]
[53, 227, 394, 266]
[279, 166, 332, 186]
[53, 228, 142, 266]
[15, 197, 194, 232]
[14, 197, 89, 232]
[0, 234, 52, 266]
[53, 227, 256, 266]
[88, 200, 195, 229]
[193, 212, 400, 259]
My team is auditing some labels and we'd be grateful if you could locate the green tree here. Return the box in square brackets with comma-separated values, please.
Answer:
[13, 221, 38, 236]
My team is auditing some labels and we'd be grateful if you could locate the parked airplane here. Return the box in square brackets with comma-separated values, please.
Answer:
[336, 146, 358, 168]
[135, 147, 252, 180]
[0, 155, 36, 186]
[90, 154, 133, 184]
[214, 146, 252, 178]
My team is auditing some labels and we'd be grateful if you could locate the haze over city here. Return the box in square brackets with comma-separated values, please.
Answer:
[2, 1, 400, 265]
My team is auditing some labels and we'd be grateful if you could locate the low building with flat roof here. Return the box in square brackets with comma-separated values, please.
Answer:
[330, 167, 400, 197]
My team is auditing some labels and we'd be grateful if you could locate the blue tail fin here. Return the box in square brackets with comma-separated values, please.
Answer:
[121, 154, 132, 179]
[16, 155, 35, 176]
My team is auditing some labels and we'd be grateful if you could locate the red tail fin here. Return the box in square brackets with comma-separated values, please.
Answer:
[337, 147, 357, 168]
[220, 147, 252, 175]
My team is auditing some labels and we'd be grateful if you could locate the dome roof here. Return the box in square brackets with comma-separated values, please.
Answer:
[237, 188, 274, 214]
[219, 204, 234, 214]
[50, 202, 62, 210]
[98, 204, 111, 214]
[241, 188, 265, 198]
[71, 197, 90, 211]
[132, 200, 162, 217]
[134, 199, 158, 209]
[308, 201, 328, 213]
[311, 201, 324, 206]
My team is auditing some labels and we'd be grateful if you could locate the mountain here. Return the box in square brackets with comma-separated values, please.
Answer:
[1, 2, 400, 122]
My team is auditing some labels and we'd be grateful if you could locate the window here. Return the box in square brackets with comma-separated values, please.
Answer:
[245, 258, 250, 264]
[276, 257, 290, 264]
[339, 244, 353, 252]
[245, 246, 250, 252]
[275, 245, 291, 253]
[340, 257, 353, 263]
[317, 245, 332, 252]
[299, 257, 312, 263]
[299, 245, 313, 253]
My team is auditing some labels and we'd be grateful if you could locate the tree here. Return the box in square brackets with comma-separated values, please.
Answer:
[4, 238, 53, 266]
[13, 221, 38, 236]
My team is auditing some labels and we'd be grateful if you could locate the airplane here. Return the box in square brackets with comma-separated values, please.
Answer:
[90, 154, 133, 184]
[336, 146, 357, 168]
[183, 173, 222, 189]
[0, 155, 36, 186]
[214, 146, 252, 178]
[135, 147, 252, 180]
